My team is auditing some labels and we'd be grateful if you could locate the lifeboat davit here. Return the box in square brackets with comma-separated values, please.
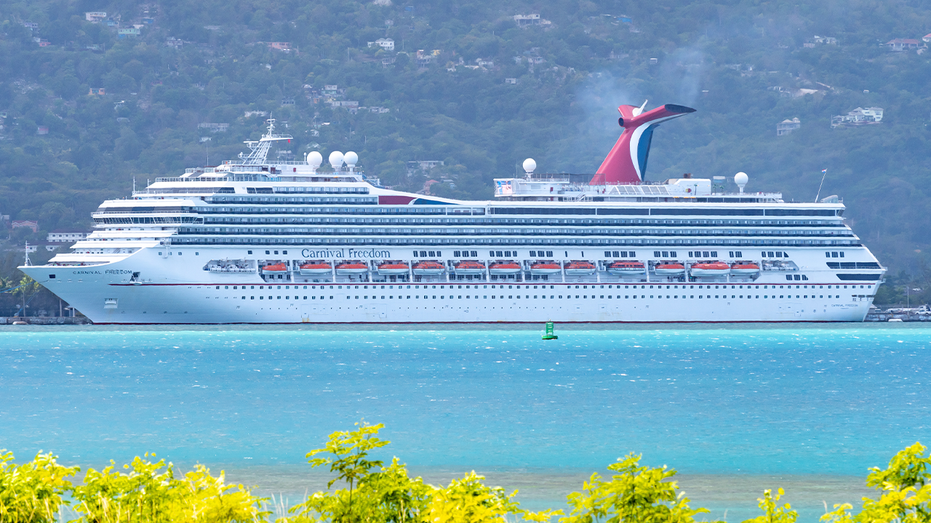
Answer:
[336, 261, 368, 275]
[607, 261, 646, 275]
[731, 262, 761, 276]
[412, 261, 445, 276]
[690, 262, 730, 277]
[300, 262, 332, 275]
[489, 261, 521, 276]
[530, 262, 562, 276]
[564, 261, 596, 276]
[377, 261, 410, 275]
[453, 261, 486, 275]
[654, 262, 686, 276]
[262, 263, 288, 274]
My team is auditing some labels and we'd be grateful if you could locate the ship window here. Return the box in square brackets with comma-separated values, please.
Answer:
[654, 251, 661, 257]
[786, 275, 792, 281]
[802, 275, 809, 280]
[266, 250, 270, 254]
[248, 251, 253, 254]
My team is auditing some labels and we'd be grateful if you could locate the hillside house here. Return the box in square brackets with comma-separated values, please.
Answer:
[85, 11, 107, 22]
[514, 14, 540, 26]
[924, 33, 931, 43]
[118, 27, 140, 38]
[198, 122, 229, 132]
[776, 118, 800, 136]
[12, 220, 38, 232]
[367, 38, 395, 51]
[268, 42, 291, 51]
[813, 35, 837, 45]
[832, 107, 883, 128]
[513, 14, 551, 28]
[887, 38, 921, 51]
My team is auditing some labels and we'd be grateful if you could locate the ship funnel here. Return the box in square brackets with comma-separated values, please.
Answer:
[734, 172, 748, 193]
[591, 103, 695, 185]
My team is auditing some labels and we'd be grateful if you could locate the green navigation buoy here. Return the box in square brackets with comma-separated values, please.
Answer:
[542, 321, 558, 340]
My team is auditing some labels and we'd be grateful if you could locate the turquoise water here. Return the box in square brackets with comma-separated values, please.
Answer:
[0, 324, 928, 520]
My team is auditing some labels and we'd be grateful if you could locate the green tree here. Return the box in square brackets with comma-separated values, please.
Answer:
[563, 452, 715, 523]
[0, 450, 79, 523]
[822, 442, 931, 523]
[743, 488, 798, 523]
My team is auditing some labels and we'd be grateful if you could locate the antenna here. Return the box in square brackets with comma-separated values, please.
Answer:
[24, 241, 30, 267]
[815, 168, 828, 202]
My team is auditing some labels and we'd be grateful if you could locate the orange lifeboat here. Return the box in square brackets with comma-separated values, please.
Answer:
[530, 262, 562, 276]
[654, 262, 686, 276]
[262, 263, 288, 274]
[607, 260, 646, 275]
[377, 261, 410, 275]
[731, 262, 761, 276]
[335, 261, 368, 275]
[564, 260, 596, 276]
[489, 261, 521, 276]
[412, 261, 445, 276]
[300, 262, 332, 275]
[690, 261, 730, 277]
[453, 260, 486, 275]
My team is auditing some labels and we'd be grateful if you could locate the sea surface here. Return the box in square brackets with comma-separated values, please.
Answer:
[0, 324, 928, 521]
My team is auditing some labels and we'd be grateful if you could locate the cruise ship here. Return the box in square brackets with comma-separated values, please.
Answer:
[20, 103, 885, 324]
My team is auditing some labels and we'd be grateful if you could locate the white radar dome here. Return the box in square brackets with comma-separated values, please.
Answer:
[307, 151, 323, 168]
[329, 151, 344, 170]
[734, 172, 749, 193]
[344, 151, 358, 167]
[522, 158, 537, 174]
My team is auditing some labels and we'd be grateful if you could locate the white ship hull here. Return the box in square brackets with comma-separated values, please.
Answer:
[22, 246, 878, 324]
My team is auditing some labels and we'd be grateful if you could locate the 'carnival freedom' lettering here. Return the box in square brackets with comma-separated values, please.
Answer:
[301, 248, 391, 258]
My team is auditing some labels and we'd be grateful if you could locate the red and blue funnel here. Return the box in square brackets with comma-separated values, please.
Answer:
[590, 103, 695, 185]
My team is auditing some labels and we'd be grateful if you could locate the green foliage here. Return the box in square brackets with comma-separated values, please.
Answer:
[71, 452, 269, 523]
[0, 450, 79, 523]
[743, 488, 798, 523]
[291, 421, 431, 522]
[563, 452, 713, 523]
[857, 442, 931, 523]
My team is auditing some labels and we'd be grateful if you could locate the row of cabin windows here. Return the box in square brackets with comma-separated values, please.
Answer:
[233, 293, 854, 301]
[169, 237, 861, 247]
[826, 251, 846, 258]
[212, 283, 868, 291]
[608, 251, 638, 257]
[763, 251, 790, 258]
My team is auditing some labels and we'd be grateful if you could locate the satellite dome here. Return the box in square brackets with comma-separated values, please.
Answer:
[522, 158, 537, 174]
[344, 151, 358, 167]
[329, 151, 344, 171]
[734, 172, 749, 193]
[307, 151, 323, 168]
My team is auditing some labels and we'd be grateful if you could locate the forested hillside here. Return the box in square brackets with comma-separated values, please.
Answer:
[2, 0, 931, 306]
